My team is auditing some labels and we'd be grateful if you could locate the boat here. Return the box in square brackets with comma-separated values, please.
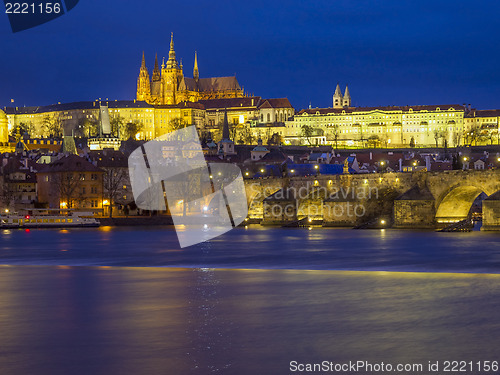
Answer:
[0, 211, 100, 229]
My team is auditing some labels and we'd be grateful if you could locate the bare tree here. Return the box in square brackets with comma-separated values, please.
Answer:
[102, 167, 128, 218]
[51, 172, 83, 209]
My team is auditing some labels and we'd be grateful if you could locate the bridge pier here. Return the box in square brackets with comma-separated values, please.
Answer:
[393, 186, 436, 229]
[482, 192, 500, 231]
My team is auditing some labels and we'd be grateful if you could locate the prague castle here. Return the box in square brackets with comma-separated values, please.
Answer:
[137, 33, 245, 105]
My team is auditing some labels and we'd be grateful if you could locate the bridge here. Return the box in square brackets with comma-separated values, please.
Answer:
[243, 169, 500, 230]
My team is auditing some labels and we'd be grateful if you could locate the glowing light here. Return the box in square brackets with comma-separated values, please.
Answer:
[380, 161, 385, 166]
[314, 165, 319, 169]
[239, 115, 245, 124]
[328, 180, 333, 184]
[135, 132, 141, 140]
[4, 209, 8, 213]
[245, 172, 249, 176]
[103, 200, 109, 205]
[177, 200, 184, 205]
[209, 175, 213, 179]
[413, 161, 417, 166]
[290, 169, 295, 173]
[463, 157, 468, 161]
[380, 219, 386, 225]
[60, 202, 67, 208]
[203, 206, 208, 212]
[308, 218, 312, 223]
[260, 169, 265, 173]
[364, 179, 368, 184]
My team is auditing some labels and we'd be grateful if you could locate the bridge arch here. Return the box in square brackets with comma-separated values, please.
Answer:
[435, 182, 500, 223]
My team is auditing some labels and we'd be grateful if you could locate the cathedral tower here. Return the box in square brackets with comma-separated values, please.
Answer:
[162, 33, 184, 104]
[193, 51, 199, 81]
[333, 83, 343, 108]
[343, 85, 351, 107]
[150, 54, 162, 104]
[136, 51, 151, 102]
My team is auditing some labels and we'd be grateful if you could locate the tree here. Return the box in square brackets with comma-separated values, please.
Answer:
[268, 133, 282, 145]
[433, 130, 442, 147]
[110, 116, 124, 138]
[236, 124, 254, 145]
[10, 122, 34, 138]
[102, 167, 128, 218]
[0, 175, 14, 210]
[123, 121, 143, 140]
[330, 124, 340, 150]
[301, 125, 313, 145]
[42, 114, 63, 138]
[465, 125, 481, 146]
[51, 172, 83, 209]
[409, 136, 416, 148]
[368, 135, 380, 148]
[77, 117, 98, 138]
[169, 117, 187, 132]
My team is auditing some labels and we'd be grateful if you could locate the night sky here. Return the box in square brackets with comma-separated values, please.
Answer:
[2, 0, 500, 110]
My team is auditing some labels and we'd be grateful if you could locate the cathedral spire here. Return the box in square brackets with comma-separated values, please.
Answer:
[167, 32, 177, 69]
[193, 51, 199, 81]
[344, 85, 350, 99]
[343, 85, 351, 107]
[333, 83, 343, 108]
[152, 53, 160, 81]
[141, 51, 146, 69]
[334, 83, 342, 97]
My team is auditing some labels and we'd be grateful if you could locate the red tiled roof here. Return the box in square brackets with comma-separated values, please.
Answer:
[37, 154, 102, 173]
[258, 98, 293, 109]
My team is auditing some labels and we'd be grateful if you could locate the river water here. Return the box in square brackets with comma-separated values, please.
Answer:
[1, 226, 500, 374]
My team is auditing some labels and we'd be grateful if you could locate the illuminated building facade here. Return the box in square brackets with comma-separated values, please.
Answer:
[137, 33, 245, 105]
[285, 102, 467, 148]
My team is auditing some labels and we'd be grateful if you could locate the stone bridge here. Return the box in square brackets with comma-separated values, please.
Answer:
[243, 170, 500, 230]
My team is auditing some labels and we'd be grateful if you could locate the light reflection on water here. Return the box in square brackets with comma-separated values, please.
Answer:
[0, 267, 500, 374]
[0, 225, 499, 273]
[0, 227, 499, 374]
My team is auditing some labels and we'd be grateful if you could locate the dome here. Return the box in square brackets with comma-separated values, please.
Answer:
[252, 145, 269, 152]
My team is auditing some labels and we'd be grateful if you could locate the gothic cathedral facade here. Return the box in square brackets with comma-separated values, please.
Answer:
[137, 33, 245, 105]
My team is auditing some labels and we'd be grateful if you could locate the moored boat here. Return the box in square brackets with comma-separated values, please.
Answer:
[0, 212, 100, 228]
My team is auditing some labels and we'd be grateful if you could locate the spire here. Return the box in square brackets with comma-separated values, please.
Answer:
[152, 53, 160, 81]
[222, 109, 230, 140]
[333, 83, 343, 108]
[344, 85, 351, 98]
[334, 83, 342, 97]
[141, 51, 146, 69]
[167, 32, 177, 69]
[193, 51, 199, 80]
[343, 85, 351, 107]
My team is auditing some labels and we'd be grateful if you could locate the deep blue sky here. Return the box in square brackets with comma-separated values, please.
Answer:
[2, 0, 500, 110]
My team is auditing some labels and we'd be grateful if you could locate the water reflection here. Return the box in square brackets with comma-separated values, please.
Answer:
[0, 267, 499, 374]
